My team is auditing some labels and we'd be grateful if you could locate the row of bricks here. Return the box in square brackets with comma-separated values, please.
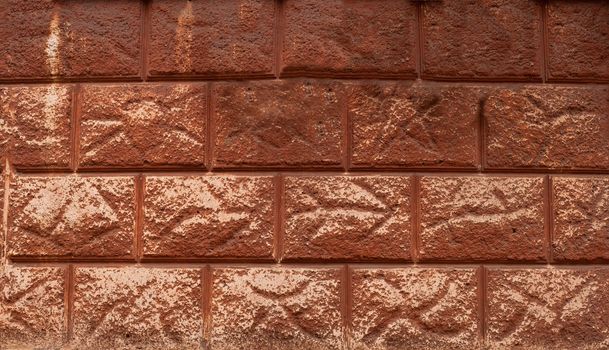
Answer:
[2, 265, 608, 350]
[1, 81, 608, 170]
[1, 174, 608, 262]
[1, 0, 608, 82]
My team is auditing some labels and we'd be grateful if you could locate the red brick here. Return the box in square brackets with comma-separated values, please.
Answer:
[349, 83, 480, 168]
[421, 0, 541, 80]
[419, 176, 545, 261]
[0, 1, 141, 79]
[352, 268, 480, 350]
[0, 180, 3, 261]
[0, 266, 66, 349]
[553, 177, 609, 261]
[282, 0, 417, 76]
[211, 267, 343, 349]
[0, 85, 72, 169]
[487, 268, 609, 349]
[143, 176, 274, 258]
[284, 176, 412, 260]
[547, 2, 609, 81]
[79, 84, 206, 169]
[148, 0, 274, 77]
[72, 267, 202, 349]
[213, 80, 343, 168]
[485, 86, 609, 169]
[8, 176, 135, 258]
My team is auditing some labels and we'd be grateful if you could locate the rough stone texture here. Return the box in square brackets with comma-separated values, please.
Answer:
[547, 1, 609, 81]
[79, 84, 206, 168]
[282, 0, 417, 76]
[8, 176, 135, 258]
[485, 86, 609, 169]
[349, 83, 480, 168]
[213, 80, 343, 168]
[284, 176, 412, 260]
[143, 176, 274, 258]
[421, 0, 541, 79]
[210, 267, 343, 350]
[487, 268, 609, 349]
[148, 0, 275, 77]
[553, 177, 609, 261]
[72, 267, 203, 350]
[419, 176, 545, 261]
[351, 268, 479, 350]
[0, 0, 141, 79]
[0, 179, 3, 261]
[0, 85, 72, 169]
[0, 266, 65, 349]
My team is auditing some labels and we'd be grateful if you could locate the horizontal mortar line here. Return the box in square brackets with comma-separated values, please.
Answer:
[12, 168, 609, 177]
[8, 259, 609, 268]
[0, 76, 607, 87]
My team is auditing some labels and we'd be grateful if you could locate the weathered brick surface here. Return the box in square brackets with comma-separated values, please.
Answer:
[0, 1, 141, 79]
[143, 176, 274, 258]
[79, 84, 207, 168]
[210, 267, 343, 350]
[8, 176, 135, 258]
[547, 1, 609, 81]
[487, 268, 609, 349]
[282, 0, 417, 76]
[553, 177, 609, 262]
[148, 0, 275, 77]
[0, 266, 65, 349]
[421, 0, 541, 79]
[352, 268, 479, 350]
[284, 176, 412, 260]
[72, 267, 202, 349]
[0, 1, 608, 349]
[349, 83, 480, 168]
[213, 80, 343, 168]
[419, 176, 545, 261]
[485, 86, 609, 169]
[0, 85, 72, 169]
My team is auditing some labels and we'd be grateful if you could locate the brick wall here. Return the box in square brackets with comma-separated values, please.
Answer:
[0, 0, 608, 349]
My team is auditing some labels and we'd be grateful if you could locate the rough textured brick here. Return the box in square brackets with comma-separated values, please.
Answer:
[148, 0, 274, 77]
[487, 268, 609, 349]
[421, 0, 541, 79]
[0, 1, 141, 79]
[143, 176, 274, 258]
[79, 84, 206, 168]
[282, 0, 417, 76]
[485, 86, 609, 169]
[553, 177, 609, 261]
[0, 266, 65, 349]
[349, 83, 480, 168]
[419, 176, 545, 261]
[73, 267, 202, 349]
[352, 268, 479, 350]
[211, 268, 342, 350]
[284, 176, 412, 260]
[0, 85, 72, 168]
[547, 1, 609, 81]
[213, 80, 343, 168]
[8, 176, 135, 258]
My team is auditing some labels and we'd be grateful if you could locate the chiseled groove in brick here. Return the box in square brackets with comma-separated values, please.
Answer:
[135, 175, 145, 262]
[539, 0, 549, 83]
[141, 0, 151, 81]
[544, 175, 553, 263]
[415, 1, 423, 79]
[478, 265, 488, 347]
[206, 82, 214, 171]
[273, 175, 285, 262]
[411, 175, 421, 263]
[273, 0, 285, 79]
[69, 83, 80, 172]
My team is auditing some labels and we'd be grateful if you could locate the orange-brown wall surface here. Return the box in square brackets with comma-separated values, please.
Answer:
[1, 0, 609, 349]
